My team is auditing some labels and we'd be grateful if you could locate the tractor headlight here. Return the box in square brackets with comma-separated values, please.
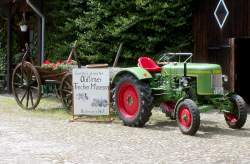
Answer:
[212, 74, 224, 95]
[222, 75, 228, 83]
[180, 77, 189, 87]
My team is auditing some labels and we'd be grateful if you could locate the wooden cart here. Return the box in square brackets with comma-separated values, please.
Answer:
[12, 42, 79, 110]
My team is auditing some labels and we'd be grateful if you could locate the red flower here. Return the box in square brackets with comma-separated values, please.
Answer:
[56, 60, 62, 64]
[66, 59, 72, 64]
[51, 63, 57, 69]
[43, 60, 51, 64]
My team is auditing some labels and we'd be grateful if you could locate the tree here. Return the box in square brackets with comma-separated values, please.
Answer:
[44, 0, 194, 65]
[0, 16, 7, 72]
[43, 0, 78, 61]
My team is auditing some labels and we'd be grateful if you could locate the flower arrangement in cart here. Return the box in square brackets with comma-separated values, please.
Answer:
[41, 58, 78, 73]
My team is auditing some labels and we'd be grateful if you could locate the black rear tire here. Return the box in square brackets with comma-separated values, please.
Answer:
[113, 74, 153, 127]
[224, 94, 247, 129]
[176, 99, 200, 135]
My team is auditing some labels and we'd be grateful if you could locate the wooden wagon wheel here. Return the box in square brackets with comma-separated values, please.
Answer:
[12, 62, 42, 110]
[60, 73, 73, 112]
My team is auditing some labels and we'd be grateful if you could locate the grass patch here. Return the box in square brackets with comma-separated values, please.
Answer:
[0, 95, 118, 120]
[0, 95, 71, 120]
[24, 97, 72, 120]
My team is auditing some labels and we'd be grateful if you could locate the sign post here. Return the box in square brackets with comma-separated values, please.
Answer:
[72, 68, 112, 122]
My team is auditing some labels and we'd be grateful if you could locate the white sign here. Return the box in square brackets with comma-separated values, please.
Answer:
[72, 68, 110, 116]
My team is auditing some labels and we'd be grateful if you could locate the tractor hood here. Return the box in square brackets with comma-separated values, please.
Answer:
[162, 63, 222, 76]
[162, 63, 223, 95]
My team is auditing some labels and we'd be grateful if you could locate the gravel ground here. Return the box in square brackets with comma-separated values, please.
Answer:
[0, 94, 250, 164]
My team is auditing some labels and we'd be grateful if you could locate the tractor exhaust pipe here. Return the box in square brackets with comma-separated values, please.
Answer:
[113, 42, 124, 67]
[184, 62, 187, 77]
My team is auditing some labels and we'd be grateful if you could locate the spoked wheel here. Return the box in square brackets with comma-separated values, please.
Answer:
[60, 73, 73, 112]
[113, 74, 153, 127]
[12, 62, 41, 110]
[224, 94, 247, 129]
[54, 83, 61, 99]
[176, 99, 200, 135]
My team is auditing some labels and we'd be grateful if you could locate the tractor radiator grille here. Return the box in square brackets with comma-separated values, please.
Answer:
[212, 74, 224, 95]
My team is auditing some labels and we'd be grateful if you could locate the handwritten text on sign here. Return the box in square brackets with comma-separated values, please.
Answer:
[73, 68, 110, 116]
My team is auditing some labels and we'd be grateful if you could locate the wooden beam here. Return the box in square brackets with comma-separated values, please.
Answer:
[0, 1, 9, 5]
[193, 0, 209, 62]
[229, 38, 235, 92]
[37, 0, 43, 65]
[6, 3, 13, 93]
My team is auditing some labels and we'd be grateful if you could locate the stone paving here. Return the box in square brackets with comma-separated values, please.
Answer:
[0, 95, 250, 164]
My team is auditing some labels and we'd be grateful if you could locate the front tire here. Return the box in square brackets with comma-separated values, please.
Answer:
[176, 99, 200, 135]
[224, 94, 247, 129]
[113, 74, 153, 127]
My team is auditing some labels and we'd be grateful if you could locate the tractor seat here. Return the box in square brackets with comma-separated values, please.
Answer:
[138, 57, 161, 73]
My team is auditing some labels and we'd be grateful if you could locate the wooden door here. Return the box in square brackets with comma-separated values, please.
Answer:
[235, 38, 250, 103]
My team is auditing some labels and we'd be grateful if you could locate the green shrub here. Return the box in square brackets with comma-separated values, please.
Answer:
[44, 0, 194, 66]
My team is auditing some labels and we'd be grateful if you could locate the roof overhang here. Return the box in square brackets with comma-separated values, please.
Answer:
[0, 0, 26, 16]
[0, 0, 12, 5]
[0, 0, 24, 5]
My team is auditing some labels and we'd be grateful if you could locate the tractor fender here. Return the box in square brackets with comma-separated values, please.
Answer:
[111, 67, 152, 84]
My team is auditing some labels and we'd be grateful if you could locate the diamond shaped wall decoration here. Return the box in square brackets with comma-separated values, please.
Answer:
[214, 0, 229, 29]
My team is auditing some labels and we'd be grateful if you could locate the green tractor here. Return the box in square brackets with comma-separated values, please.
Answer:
[111, 52, 248, 135]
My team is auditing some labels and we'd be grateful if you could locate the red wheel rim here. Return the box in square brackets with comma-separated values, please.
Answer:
[178, 106, 192, 128]
[225, 113, 238, 123]
[117, 82, 139, 119]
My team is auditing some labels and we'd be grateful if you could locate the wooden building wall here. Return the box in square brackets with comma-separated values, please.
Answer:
[0, 0, 43, 92]
[193, 0, 250, 91]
